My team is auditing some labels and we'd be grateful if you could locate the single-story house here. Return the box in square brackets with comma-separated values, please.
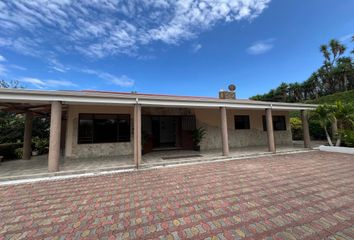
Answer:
[0, 87, 316, 172]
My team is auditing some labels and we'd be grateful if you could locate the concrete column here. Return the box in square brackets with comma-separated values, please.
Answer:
[134, 104, 142, 167]
[266, 108, 276, 153]
[22, 111, 33, 160]
[48, 101, 62, 172]
[301, 110, 311, 148]
[220, 107, 229, 156]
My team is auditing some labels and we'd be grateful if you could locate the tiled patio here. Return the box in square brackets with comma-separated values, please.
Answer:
[0, 151, 353, 239]
[0, 142, 325, 181]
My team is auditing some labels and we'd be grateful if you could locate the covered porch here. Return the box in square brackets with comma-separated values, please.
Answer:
[0, 89, 317, 180]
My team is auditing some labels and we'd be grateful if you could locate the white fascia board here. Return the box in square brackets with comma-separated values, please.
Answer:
[0, 90, 318, 110]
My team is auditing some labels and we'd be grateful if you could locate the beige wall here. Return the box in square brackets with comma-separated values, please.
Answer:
[194, 108, 292, 150]
[65, 105, 134, 158]
[65, 105, 293, 158]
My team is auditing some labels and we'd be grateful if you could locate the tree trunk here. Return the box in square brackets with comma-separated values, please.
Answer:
[331, 118, 338, 141]
[344, 74, 348, 91]
[324, 127, 334, 146]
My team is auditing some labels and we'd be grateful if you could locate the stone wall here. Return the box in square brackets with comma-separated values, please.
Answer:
[194, 108, 293, 150]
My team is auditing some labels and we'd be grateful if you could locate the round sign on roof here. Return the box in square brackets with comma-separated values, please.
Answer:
[228, 84, 236, 92]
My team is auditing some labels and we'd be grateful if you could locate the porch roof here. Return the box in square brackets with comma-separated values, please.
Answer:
[0, 88, 317, 111]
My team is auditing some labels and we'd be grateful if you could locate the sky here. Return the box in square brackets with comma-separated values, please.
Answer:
[0, 0, 353, 99]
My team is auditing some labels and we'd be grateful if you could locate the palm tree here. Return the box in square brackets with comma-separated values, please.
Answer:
[312, 104, 336, 146]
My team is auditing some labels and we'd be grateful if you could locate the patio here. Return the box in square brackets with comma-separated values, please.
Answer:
[0, 142, 324, 181]
[0, 151, 353, 239]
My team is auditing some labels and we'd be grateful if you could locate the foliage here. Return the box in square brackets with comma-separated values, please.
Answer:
[250, 37, 354, 103]
[14, 148, 23, 159]
[0, 79, 23, 89]
[0, 143, 23, 160]
[306, 90, 354, 104]
[32, 136, 49, 155]
[290, 117, 303, 140]
[312, 102, 354, 146]
[192, 127, 206, 146]
[342, 130, 354, 147]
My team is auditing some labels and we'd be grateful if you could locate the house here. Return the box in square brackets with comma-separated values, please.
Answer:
[0, 87, 316, 172]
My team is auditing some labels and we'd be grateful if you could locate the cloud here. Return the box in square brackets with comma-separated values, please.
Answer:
[0, 0, 271, 58]
[0, 54, 6, 62]
[247, 39, 275, 55]
[20, 77, 77, 89]
[192, 43, 202, 53]
[339, 34, 353, 43]
[0, 64, 6, 76]
[81, 69, 134, 87]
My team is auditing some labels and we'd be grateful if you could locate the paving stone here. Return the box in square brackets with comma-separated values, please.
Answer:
[0, 151, 353, 239]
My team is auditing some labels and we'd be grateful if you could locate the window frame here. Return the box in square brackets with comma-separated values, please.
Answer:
[78, 113, 131, 144]
[234, 115, 251, 130]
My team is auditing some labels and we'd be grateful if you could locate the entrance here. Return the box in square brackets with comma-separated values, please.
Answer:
[142, 115, 196, 153]
[151, 116, 178, 149]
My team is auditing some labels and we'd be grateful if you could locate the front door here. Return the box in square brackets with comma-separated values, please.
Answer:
[151, 116, 178, 148]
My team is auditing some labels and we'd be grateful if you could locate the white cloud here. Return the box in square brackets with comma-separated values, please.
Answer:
[247, 39, 275, 55]
[0, 54, 6, 62]
[0, 64, 6, 75]
[0, 0, 271, 58]
[81, 69, 134, 87]
[192, 43, 202, 53]
[339, 34, 353, 43]
[20, 77, 77, 89]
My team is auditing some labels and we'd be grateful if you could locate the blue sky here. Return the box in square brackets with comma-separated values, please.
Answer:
[0, 0, 353, 99]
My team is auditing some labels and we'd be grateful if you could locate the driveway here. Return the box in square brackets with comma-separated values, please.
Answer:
[0, 151, 353, 239]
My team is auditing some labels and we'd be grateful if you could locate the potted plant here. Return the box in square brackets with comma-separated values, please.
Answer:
[192, 127, 206, 151]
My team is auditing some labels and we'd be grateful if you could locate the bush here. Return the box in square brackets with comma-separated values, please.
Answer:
[342, 130, 354, 147]
[0, 143, 23, 160]
[32, 136, 49, 155]
[309, 119, 328, 140]
[14, 148, 23, 159]
[290, 117, 303, 140]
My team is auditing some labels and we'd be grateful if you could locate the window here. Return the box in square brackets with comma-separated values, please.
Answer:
[234, 115, 250, 130]
[262, 116, 287, 131]
[78, 114, 130, 144]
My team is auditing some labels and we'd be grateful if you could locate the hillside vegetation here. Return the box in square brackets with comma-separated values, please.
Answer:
[306, 90, 354, 104]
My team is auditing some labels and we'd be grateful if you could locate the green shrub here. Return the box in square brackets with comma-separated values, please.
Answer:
[32, 137, 49, 155]
[0, 143, 23, 160]
[290, 117, 303, 140]
[309, 119, 328, 140]
[14, 148, 23, 159]
[342, 130, 354, 147]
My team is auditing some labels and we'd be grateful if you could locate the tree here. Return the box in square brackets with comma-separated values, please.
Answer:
[312, 102, 354, 146]
[0, 80, 23, 89]
[312, 104, 336, 146]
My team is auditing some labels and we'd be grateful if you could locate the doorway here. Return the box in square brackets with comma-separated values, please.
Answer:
[151, 116, 178, 149]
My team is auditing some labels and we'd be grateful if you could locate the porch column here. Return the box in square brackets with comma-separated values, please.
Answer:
[134, 104, 142, 167]
[266, 108, 276, 153]
[301, 110, 311, 148]
[48, 101, 62, 172]
[220, 107, 229, 156]
[22, 111, 33, 160]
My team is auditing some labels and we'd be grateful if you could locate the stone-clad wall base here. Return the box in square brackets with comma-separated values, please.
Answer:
[198, 123, 293, 151]
[71, 142, 133, 158]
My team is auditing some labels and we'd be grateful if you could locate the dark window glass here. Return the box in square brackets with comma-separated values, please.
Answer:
[78, 114, 130, 144]
[78, 114, 94, 144]
[94, 115, 118, 143]
[234, 115, 250, 129]
[117, 115, 130, 142]
[262, 115, 287, 131]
